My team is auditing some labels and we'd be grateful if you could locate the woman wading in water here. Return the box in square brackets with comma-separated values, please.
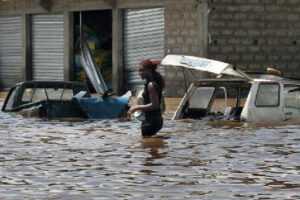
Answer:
[128, 59, 165, 137]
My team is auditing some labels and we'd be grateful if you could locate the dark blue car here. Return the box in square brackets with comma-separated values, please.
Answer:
[2, 81, 130, 119]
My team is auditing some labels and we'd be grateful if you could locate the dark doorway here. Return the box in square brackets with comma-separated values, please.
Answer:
[73, 10, 112, 92]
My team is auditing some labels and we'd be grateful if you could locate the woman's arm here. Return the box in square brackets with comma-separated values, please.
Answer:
[128, 82, 159, 114]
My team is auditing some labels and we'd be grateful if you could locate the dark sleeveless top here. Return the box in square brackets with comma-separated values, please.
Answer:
[142, 73, 163, 119]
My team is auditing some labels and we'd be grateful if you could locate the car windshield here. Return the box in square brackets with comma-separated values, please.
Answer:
[22, 88, 74, 103]
[177, 81, 251, 120]
[2, 82, 90, 112]
[189, 87, 215, 109]
[3, 87, 18, 111]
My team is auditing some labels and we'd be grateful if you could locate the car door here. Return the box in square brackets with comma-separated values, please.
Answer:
[283, 85, 300, 121]
[254, 82, 284, 122]
[242, 82, 284, 122]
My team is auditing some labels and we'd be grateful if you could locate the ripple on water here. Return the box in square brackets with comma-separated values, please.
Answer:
[0, 105, 299, 199]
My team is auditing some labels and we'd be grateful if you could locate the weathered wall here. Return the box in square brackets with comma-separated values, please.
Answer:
[4, 0, 300, 96]
[164, 0, 208, 96]
[0, 0, 204, 96]
[208, 0, 300, 78]
[0, 0, 164, 94]
[0, 1, 109, 15]
[165, 0, 300, 96]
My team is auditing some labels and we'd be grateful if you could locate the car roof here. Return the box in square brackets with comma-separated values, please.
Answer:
[248, 74, 300, 85]
[193, 79, 251, 88]
[15, 81, 88, 88]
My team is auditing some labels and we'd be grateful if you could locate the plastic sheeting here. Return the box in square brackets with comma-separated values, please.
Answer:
[80, 40, 109, 95]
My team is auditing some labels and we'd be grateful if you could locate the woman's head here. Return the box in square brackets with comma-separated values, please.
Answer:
[138, 59, 160, 79]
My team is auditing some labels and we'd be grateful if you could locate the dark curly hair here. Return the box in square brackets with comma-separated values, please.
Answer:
[140, 59, 165, 89]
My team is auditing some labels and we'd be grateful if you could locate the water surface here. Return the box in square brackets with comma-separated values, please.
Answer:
[0, 107, 299, 199]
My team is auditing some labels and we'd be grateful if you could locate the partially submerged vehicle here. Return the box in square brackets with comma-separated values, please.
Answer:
[1, 29, 131, 119]
[161, 55, 300, 123]
[1, 81, 130, 119]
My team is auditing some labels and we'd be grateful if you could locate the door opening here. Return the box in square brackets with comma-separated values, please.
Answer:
[73, 10, 112, 92]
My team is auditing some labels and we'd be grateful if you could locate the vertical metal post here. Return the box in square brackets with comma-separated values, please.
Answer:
[112, 7, 123, 94]
[79, 11, 82, 50]
[23, 14, 32, 81]
[64, 12, 74, 81]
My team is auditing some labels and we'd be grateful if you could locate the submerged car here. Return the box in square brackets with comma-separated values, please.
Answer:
[1, 81, 130, 119]
[1, 35, 131, 120]
[161, 55, 300, 123]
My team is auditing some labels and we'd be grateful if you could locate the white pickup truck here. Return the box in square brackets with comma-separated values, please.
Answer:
[161, 55, 300, 123]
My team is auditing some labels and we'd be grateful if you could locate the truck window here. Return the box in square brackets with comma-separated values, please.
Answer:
[255, 83, 280, 107]
[210, 87, 228, 113]
[189, 87, 215, 109]
[285, 87, 300, 109]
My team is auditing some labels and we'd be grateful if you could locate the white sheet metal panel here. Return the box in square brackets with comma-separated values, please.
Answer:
[32, 14, 64, 81]
[0, 16, 23, 88]
[161, 54, 246, 78]
[124, 8, 165, 92]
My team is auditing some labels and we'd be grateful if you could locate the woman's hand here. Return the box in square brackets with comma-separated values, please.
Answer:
[128, 105, 138, 115]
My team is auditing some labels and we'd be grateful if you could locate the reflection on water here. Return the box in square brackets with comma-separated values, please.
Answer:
[0, 104, 300, 199]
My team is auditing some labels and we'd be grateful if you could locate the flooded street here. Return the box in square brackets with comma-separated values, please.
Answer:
[0, 102, 300, 199]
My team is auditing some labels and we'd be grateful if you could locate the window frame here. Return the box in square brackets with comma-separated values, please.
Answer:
[284, 85, 300, 109]
[255, 82, 280, 107]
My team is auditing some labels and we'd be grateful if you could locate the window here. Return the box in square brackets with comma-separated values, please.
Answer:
[44, 88, 73, 100]
[255, 83, 280, 107]
[210, 87, 228, 113]
[284, 86, 300, 109]
[4, 87, 17, 110]
[22, 88, 33, 102]
[59, 89, 74, 100]
[31, 89, 47, 102]
[21, 88, 75, 103]
[189, 87, 215, 109]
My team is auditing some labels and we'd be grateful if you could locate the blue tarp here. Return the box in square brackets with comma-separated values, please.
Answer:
[74, 95, 129, 119]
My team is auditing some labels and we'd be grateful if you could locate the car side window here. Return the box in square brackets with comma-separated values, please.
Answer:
[61, 89, 74, 100]
[284, 87, 300, 109]
[255, 83, 280, 107]
[22, 88, 34, 103]
[4, 87, 17, 110]
[210, 87, 228, 113]
[31, 89, 47, 102]
[189, 87, 215, 109]
[21, 88, 77, 102]
[45, 88, 73, 100]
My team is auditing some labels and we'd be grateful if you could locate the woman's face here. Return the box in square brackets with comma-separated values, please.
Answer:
[138, 65, 151, 80]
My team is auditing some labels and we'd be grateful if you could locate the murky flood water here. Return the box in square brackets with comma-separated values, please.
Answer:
[0, 102, 300, 200]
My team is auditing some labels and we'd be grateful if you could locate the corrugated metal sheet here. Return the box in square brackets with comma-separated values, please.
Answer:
[0, 16, 23, 88]
[32, 14, 64, 81]
[123, 8, 165, 92]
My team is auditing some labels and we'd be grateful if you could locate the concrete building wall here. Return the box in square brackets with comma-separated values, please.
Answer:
[0, 0, 164, 94]
[0, 0, 207, 96]
[208, 0, 300, 78]
[3, 0, 300, 96]
[0, 0, 164, 14]
[164, 0, 208, 96]
[164, 0, 300, 96]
